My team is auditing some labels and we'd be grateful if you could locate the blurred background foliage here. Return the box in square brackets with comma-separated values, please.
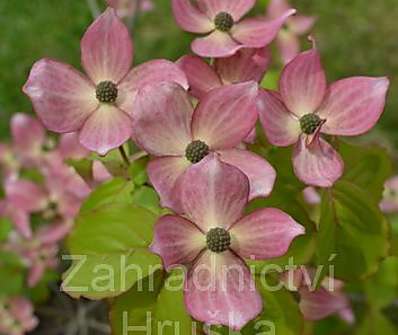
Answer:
[0, 0, 397, 147]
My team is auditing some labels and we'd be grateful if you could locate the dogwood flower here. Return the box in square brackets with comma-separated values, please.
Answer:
[178, 47, 271, 100]
[0, 296, 38, 335]
[267, 0, 316, 64]
[132, 82, 276, 209]
[282, 267, 354, 323]
[172, 0, 296, 57]
[151, 156, 305, 329]
[23, 8, 187, 155]
[258, 46, 389, 187]
[106, 0, 154, 19]
[10, 113, 46, 167]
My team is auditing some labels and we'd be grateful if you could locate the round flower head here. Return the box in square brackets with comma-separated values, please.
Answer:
[23, 8, 187, 155]
[132, 81, 276, 210]
[172, 0, 296, 57]
[151, 155, 305, 329]
[258, 45, 389, 187]
[267, 0, 316, 64]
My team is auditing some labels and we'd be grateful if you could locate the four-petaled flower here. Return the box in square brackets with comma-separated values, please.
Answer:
[23, 8, 187, 155]
[151, 156, 305, 330]
[172, 0, 296, 57]
[258, 46, 389, 187]
[266, 0, 316, 64]
[132, 81, 276, 210]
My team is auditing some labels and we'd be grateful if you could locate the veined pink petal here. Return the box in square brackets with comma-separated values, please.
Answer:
[267, 0, 290, 19]
[81, 8, 133, 83]
[177, 55, 222, 99]
[292, 136, 344, 187]
[192, 82, 258, 150]
[185, 250, 262, 330]
[147, 156, 191, 210]
[150, 215, 205, 271]
[118, 59, 189, 116]
[280, 48, 327, 117]
[288, 15, 316, 35]
[317, 77, 390, 136]
[230, 208, 304, 260]
[192, 30, 243, 58]
[23, 59, 97, 133]
[6, 206, 32, 239]
[215, 48, 271, 84]
[11, 113, 45, 155]
[257, 89, 301, 146]
[58, 132, 90, 160]
[5, 180, 47, 212]
[92, 160, 113, 184]
[172, 0, 214, 33]
[231, 10, 296, 48]
[299, 287, 351, 321]
[277, 30, 300, 64]
[79, 105, 132, 155]
[178, 155, 249, 232]
[218, 149, 276, 200]
[197, 0, 256, 21]
[133, 83, 193, 156]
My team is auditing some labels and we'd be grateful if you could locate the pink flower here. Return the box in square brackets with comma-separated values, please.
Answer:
[132, 81, 276, 210]
[302, 186, 320, 205]
[151, 156, 305, 329]
[10, 113, 46, 167]
[258, 46, 389, 187]
[172, 0, 296, 58]
[0, 144, 20, 181]
[106, 0, 154, 18]
[281, 267, 355, 323]
[178, 47, 271, 100]
[267, 0, 316, 64]
[23, 8, 188, 155]
[57, 132, 90, 160]
[0, 296, 38, 335]
[380, 176, 398, 214]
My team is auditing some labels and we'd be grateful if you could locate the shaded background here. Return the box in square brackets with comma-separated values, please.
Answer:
[0, 0, 397, 146]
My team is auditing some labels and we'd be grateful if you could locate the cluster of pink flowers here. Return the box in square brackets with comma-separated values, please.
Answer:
[9, 0, 390, 332]
[0, 114, 95, 333]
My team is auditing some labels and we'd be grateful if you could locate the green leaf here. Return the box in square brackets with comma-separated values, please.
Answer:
[339, 141, 392, 202]
[80, 178, 134, 213]
[355, 310, 398, 335]
[0, 217, 12, 242]
[316, 181, 389, 280]
[110, 269, 196, 335]
[62, 179, 160, 299]
[0, 251, 25, 296]
[364, 256, 398, 309]
[129, 156, 149, 186]
[132, 186, 161, 215]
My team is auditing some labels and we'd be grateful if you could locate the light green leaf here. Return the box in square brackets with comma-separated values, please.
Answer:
[316, 181, 390, 280]
[62, 179, 160, 299]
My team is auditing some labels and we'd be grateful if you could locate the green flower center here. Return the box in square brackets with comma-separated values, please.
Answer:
[299, 113, 322, 135]
[96, 81, 118, 103]
[185, 140, 210, 164]
[206, 227, 231, 253]
[214, 12, 234, 32]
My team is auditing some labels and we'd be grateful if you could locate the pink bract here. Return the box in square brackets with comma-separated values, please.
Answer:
[178, 47, 271, 100]
[172, 0, 296, 57]
[151, 156, 304, 329]
[23, 8, 188, 155]
[258, 46, 389, 187]
[132, 81, 276, 210]
[267, 0, 316, 64]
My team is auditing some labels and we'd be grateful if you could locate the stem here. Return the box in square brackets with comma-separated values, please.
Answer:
[86, 0, 100, 19]
[119, 146, 130, 166]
